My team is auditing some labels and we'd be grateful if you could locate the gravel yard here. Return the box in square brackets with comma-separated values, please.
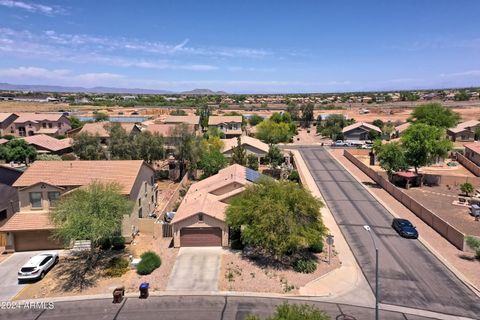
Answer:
[218, 247, 341, 294]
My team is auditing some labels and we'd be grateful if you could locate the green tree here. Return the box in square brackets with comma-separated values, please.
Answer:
[196, 104, 210, 129]
[401, 123, 453, 173]
[94, 112, 109, 122]
[474, 127, 480, 141]
[367, 129, 381, 141]
[206, 127, 225, 139]
[0, 139, 37, 163]
[68, 116, 84, 129]
[50, 181, 134, 248]
[466, 236, 480, 259]
[265, 144, 284, 169]
[372, 119, 384, 128]
[108, 123, 136, 160]
[286, 102, 300, 121]
[246, 154, 259, 171]
[134, 131, 165, 164]
[256, 120, 295, 143]
[460, 182, 474, 197]
[373, 141, 408, 179]
[199, 149, 227, 178]
[246, 303, 330, 320]
[231, 137, 247, 165]
[73, 132, 107, 160]
[454, 91, 469, 101]
[36, 154, 62, 161]
[172, 124, 202, 178]
[248, 114, 264, 126]
[409, 103, 460, 128]
[226, 179, 326, 261]
[300, 103, 314, 127]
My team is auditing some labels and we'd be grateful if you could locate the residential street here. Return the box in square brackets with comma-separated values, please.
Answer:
[3, 296, 443, 320]
[299, 147, 480, 319]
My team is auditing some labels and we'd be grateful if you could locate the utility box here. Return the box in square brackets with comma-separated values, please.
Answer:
[471, 204, 480, 218]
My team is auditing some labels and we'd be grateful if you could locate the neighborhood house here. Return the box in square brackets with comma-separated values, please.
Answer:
[12, 113, 71, 137]
[208, 116, 243, 138]
[447, 120, 480, 142]
[221, 136, 269, 163]
[0, 160, 156, 251]
[342, 122, 382, 140]
[465, 143, 480, 167]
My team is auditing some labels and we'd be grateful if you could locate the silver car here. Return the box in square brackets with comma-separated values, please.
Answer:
[18, 252, 59, 282]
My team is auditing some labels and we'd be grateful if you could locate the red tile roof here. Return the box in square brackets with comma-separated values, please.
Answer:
[14, 113, 65, 123]
[22, 134, 72, 152]
[465, 142, 480, 154]
[0, 212, 54, 231]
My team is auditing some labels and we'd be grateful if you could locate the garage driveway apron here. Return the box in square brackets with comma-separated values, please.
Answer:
[166, 247, 223, 292]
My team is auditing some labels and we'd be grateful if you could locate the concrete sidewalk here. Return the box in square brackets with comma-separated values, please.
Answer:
[288, 149, 374, 307]
[329, 148, 480, 296]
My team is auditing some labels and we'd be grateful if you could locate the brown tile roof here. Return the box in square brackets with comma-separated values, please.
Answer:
[22, 134, 72, 152]
[465, 142, 480, 154]
[78, 122, 138, 138]
[13, 160, 148, 194]
[208, 116, 243, 125]
[0, 212, 54, 231]
[172, 164, 252, 224]
[395, 122, 411, 133]
[222, 136, 269, 154]
[144, 123, 195, 136]
[14, 113, 65, 123]
[164, 115, 200, 125]
[0, 112, 16, 123]
[342, 122, 382, 133]
[448, 120, 480, 134]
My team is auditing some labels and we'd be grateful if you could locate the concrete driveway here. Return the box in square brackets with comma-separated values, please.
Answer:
[167, 247, 223, 292]
[0, 250, 60, 301]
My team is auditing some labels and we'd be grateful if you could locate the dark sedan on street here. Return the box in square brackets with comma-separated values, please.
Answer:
[392, 218, 418, 239]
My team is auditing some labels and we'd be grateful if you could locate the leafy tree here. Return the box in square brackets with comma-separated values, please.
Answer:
[256, 120, 295, 144]
[286, 102, 300, 121]
[73, 132, 107, 160]
[226, 179, 326, 261]
[373, 141, 408, 179]
[94, 112, 109, 122]
[0, 139, 37, 163]
[36, 154, 62, 161]
[400, 92, 419, 101]
[248, 114, 264, 126]
[474, 127, 480, 141]
[454, 91, 469, 101]
[246, 154, 259, 171]
[68, 116, 84, 129]
[202, 135, 224, 152]
[50, 181, 134, 248]
[401, 123, 453, 173]
[466, 236, 480, 259]
[199, 149, 227, 178]
[372, 119, 384, 128]
[134, 131, 165, 164]
[246, 303, 330, 320]
[108, 123, 136, 160]
[367, 129, 381, 141]
[171, 124, 202, 178]
[316, 114, 354, 140]
[231, 137, 247, 165]
[409, 103, 460, 128]
[265, 144, 284, 169]
[195, 103, 210, 129]
[460, 182, 474, 197]
[206, 127, 225, 139]
[300, 103, 314, 127]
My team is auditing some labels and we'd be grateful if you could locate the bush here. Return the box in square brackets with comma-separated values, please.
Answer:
[294, 258, 317, 273]
[99, 237, 111, 250]
[247, 303, 330, 320]
[104, 256, 129, 277]
[137, 251, 161, 275]
[61, 153, 77, 160]
[230, 238, 244, 250]
[288, 170, 300, 183]
[308, 240, 324, 253]
[111, 236, 125, 250]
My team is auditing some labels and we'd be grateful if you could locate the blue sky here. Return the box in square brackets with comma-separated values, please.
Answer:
[0, 0, 479, 93]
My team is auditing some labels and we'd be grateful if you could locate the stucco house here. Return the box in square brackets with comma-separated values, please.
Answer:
[0, 113, 18, 136]
[171, 164, 261, 247]
[0, 160, 156, 251]
[208, 116, 243, 138]
[77, 122, 141, 145]
[12, 113, 71, 137]
[163, 115, 201, 131]
[465, 143, 480, 167]
[342, 122, 382, 140]
[394, 122, 411, 138]
[447, 120, 480, 142]
[221, 136, 269, 162]
[21, 134, 73, 155]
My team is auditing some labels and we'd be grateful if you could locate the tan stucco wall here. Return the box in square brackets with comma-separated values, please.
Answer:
[18, 184, 71, 212]
[172, 214, 228, 247]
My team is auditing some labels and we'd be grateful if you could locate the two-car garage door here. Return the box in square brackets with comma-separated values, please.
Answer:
[14, 231, 61, 251]
[180, 227, 222, 247]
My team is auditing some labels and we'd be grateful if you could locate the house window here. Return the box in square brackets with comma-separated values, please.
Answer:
[138, 198, 141, 206]
[48, 192, 61, 206]
[42, 123, 47, 128]
[145, 181, 147, 194]
[151, 195, 154, 203]
[48, 123, 53, 128]
[198, 213, 203, 222]
[29, 192, 42, 208]
[58, 122, 62, 128]
[0, 209, 7, 221]
[138, 208, 143, 218]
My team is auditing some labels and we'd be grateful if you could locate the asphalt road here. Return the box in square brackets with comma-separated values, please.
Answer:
[2, 296, 440, 320]
[0, 252, 35, 301]
[299, 147, 480, 318]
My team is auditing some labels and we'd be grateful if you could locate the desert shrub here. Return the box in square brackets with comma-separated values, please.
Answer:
[137, 251, 161, 275]
[99, 237, 111, 250]
[288, 170, 300, 183]
[104, 256, 129, 277]
[111, 236, 125, 250]
[247, 303, 330, 320]
[61, 153, 77, 160]
[308, 240, 324, 253]
[294, 258, 317, 273]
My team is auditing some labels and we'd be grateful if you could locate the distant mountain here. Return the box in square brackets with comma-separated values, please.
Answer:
[180, 88, 228, 95]
[0, 83, 185, 95]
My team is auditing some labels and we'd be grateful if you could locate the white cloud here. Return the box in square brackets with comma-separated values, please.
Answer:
[0, 0, 65, 15]
[439, 70, 480, 78]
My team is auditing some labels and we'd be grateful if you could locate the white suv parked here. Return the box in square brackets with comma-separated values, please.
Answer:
[18, 252, 59, 282]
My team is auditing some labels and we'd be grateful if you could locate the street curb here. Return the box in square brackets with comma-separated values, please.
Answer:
[329, 148, 480, 298]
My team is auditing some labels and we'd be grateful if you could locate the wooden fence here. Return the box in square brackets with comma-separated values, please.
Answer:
[344, 149, 468, 251]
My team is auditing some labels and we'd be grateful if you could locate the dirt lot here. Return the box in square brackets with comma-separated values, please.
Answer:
[404, 185, 480, 237]
[218, 247, 340, 294]
[14, 235, 178, 300]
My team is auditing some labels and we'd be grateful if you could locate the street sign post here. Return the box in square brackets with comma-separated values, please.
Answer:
[326, 234, 334, 265]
